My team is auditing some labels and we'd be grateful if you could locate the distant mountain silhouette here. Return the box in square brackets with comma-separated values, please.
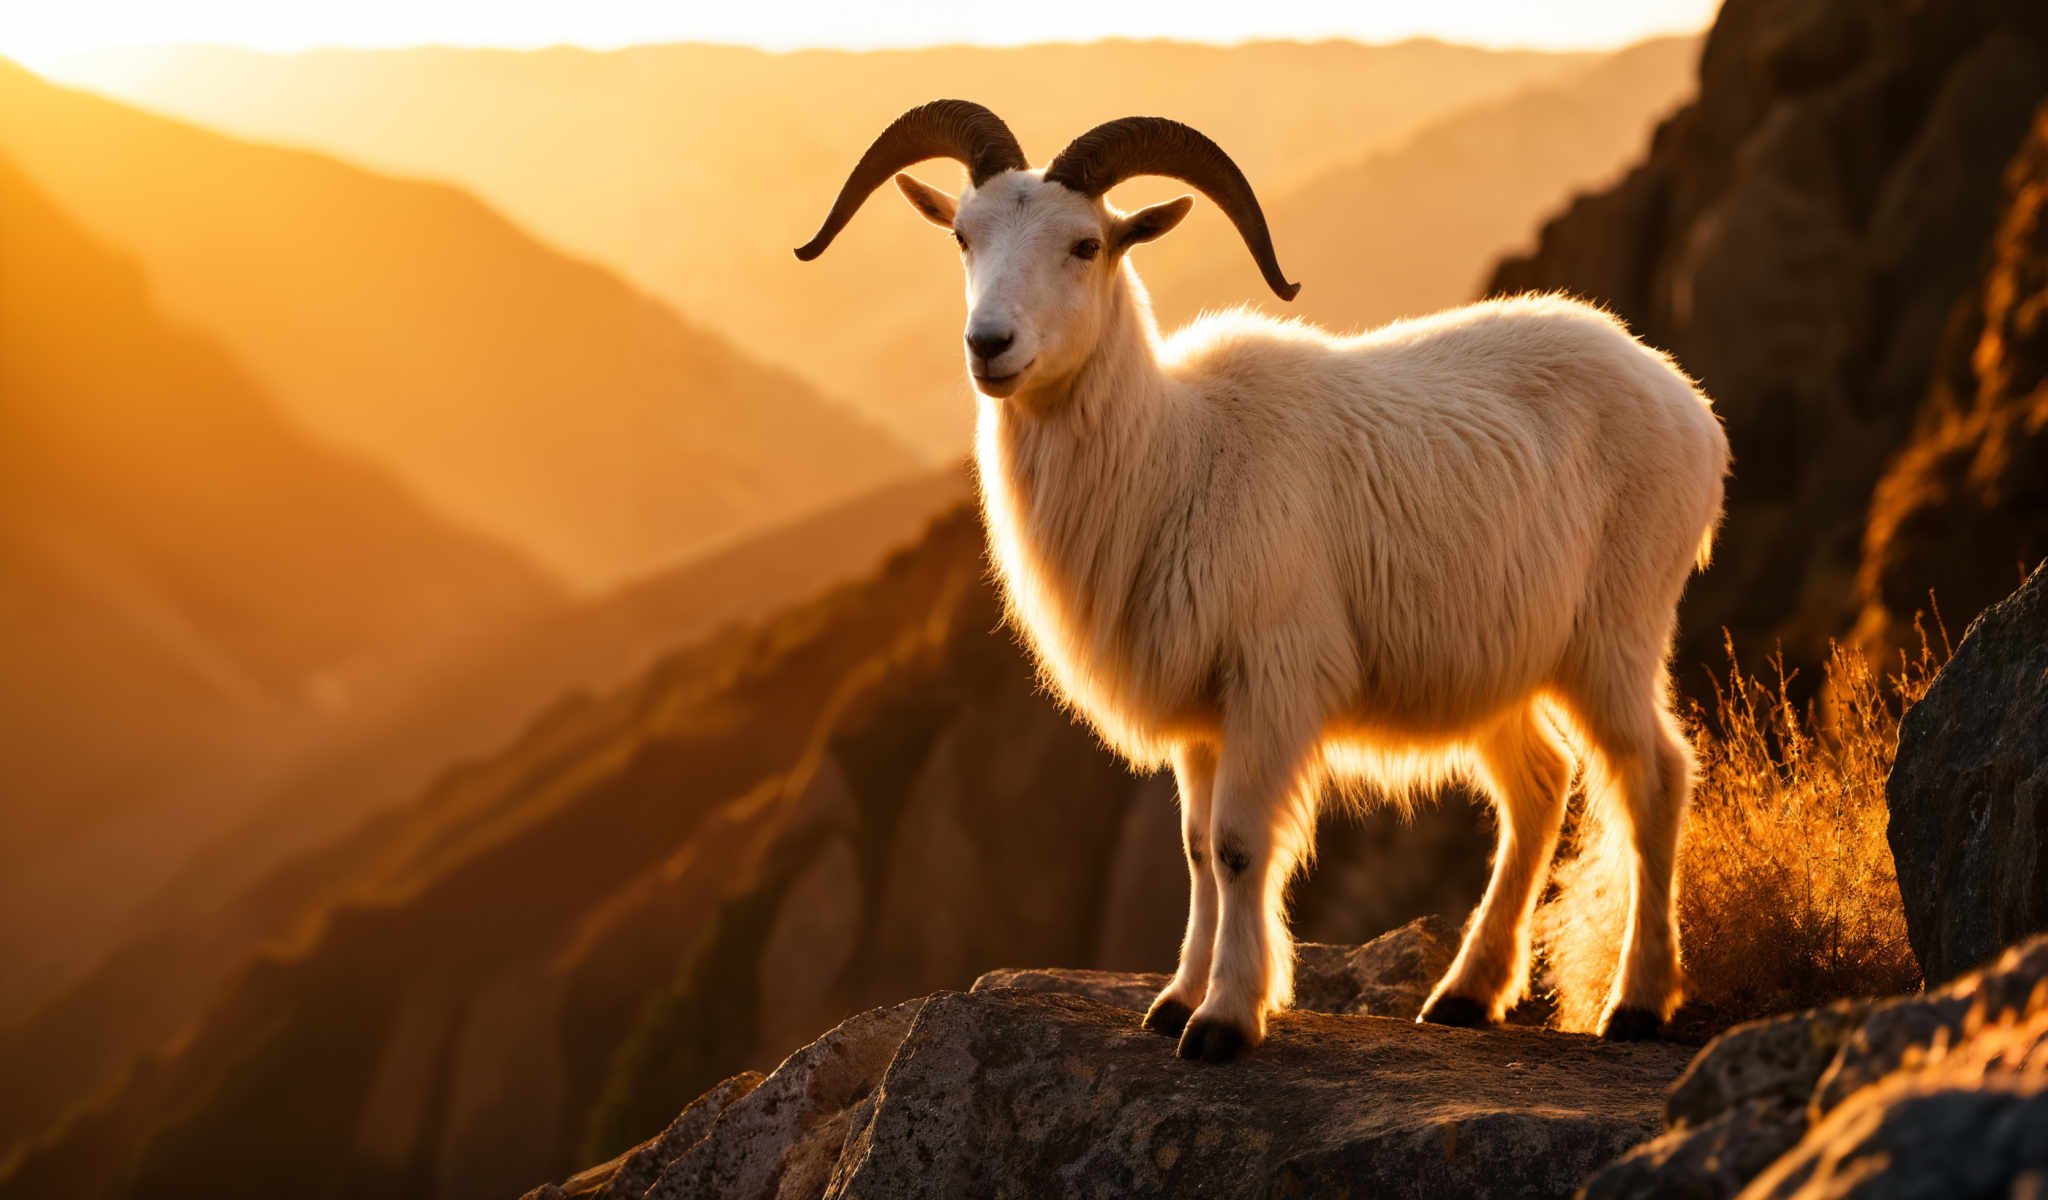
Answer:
[0, 155, 561, 1014]
[0, 58, 917, 588]
[1147, 35, 1702, 333]
[45, 39, 1615, 457]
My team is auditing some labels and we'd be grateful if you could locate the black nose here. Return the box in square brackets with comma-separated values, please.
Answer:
[966, 329, 1014, 362]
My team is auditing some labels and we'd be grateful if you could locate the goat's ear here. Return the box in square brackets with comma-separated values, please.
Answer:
[894, 173, 959, 229]
[1112, 194, 1194, 252]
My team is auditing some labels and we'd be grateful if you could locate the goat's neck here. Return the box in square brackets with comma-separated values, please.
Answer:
[977, 265, 1178, 616]
[981, 263, 1173, 494]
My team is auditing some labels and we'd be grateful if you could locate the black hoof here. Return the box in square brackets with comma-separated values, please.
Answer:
[1142, 997, 1193, 1038]
[1600, 1006, 1664, 1042]
[1419, 993, 1493, 1028]
[1177, 1017, 1250, 1063]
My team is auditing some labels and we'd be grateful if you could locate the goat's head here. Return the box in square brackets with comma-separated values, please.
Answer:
[795, 100, 1298, 402]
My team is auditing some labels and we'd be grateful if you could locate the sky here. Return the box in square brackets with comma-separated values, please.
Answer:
[2, 0, 1720, 63]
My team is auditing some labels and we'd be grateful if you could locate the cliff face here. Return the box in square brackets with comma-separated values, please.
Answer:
[1857, 107, 2048, 655]
[1491, 0, 2048, 675]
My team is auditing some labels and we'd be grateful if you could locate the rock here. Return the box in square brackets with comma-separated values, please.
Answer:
[974, 915, 1460, 1022]
[1579, 932, 2048, 1199]
[1580, 1099, 1807, 1200]
[827, 989, 1683, 1200]
[519, 1072, 761, 1200]
[1856, 103, 2048, 661]
[1812, 936, 2048, 1114]
[1663, 1001, 1874, 1130]
[1885, 557, 2048, 985]
[527, 920, 1686, 1200]
[644, 999, 924, 1200]
[1742, 1007, 2048, 1199]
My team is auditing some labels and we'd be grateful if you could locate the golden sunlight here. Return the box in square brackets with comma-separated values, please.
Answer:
[6, 0, 1718, 61]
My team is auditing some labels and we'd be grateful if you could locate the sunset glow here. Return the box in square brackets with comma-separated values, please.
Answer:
[4, 0, 1719, 63]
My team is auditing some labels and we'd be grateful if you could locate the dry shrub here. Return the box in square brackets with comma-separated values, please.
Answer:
[1538, 621, 1947, 1033]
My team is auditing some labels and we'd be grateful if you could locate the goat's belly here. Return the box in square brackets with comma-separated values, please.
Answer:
[1337, 636, 1563, 736]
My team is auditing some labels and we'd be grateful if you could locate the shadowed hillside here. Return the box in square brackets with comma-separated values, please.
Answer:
[0, 508, 1487, 1200]
[0, 158, 560, 1016]
[44, 39, 1618, 457]
[0, 464, 970, 1142]
[0, 58, 917, 589]
[1856, 101, 2048, 659]
[1490, 0, 2048, 678]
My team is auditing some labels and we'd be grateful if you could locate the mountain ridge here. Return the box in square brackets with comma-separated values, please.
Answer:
[0, 57, 918, 589]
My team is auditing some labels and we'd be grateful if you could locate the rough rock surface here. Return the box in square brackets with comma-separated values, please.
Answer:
[1856, 105, 2048, 659]
[1886, 558, 2048, 985]
[521, 919, 1689, 1200]
[975, 913, 1462, 1023]
[1489, 0, 2048, 677]
[1582, 933, 2048, 1199]
[524, 1073, 762, 1200]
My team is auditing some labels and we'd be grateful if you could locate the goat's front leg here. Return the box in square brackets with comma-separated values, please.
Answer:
[1179, 718, 1319, 1063]
[1144, 742, 1218, 1037]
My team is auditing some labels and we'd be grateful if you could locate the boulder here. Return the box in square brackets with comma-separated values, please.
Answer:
[1885, 558, 2048, 985]
[1581, 932, 2048, 1199]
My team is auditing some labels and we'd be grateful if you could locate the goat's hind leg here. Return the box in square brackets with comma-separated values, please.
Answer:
[1600, 707, 1692, 1040]
[1144, 742, 1218, 1038]
[1421, 709, 1572, 1027]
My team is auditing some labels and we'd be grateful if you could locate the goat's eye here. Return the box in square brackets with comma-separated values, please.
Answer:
[1071, 238, 1101, 261]
[952, 230, 968, 252]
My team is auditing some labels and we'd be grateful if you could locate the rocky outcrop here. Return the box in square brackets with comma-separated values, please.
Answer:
[1489, 0, 2048, 677]
[1582, 933, 2048, 1199]
[1885, 558, 2048, 985]
[1857, 103, 2048, 661]
[523, 919, 1691, 1200]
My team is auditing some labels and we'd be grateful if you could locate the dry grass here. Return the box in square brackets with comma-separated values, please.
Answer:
[1538, 620, 1948, 1033]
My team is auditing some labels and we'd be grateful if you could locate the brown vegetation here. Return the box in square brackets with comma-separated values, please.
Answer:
[1540, 630, 1942, 1034]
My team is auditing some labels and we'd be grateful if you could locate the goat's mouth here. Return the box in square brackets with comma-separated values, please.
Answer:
[972, 359, 1034, 397]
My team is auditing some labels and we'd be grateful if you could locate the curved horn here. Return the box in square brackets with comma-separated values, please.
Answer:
[1044, 117, 1298, 301]
[793, 100, 1027, 261]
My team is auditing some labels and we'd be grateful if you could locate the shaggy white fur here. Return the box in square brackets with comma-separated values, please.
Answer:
[883, 165, 1726, 1059]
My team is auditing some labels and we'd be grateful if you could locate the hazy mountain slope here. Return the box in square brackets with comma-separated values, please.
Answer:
[0, 157, 561, 1009]
[0, 509, 1487, 1200]
[1489, 0, 2048, 677]
[43, 39, 1602, 456]
[0, 58, 916, 588]
[0, 466, 969, 1150]
[1145, 35, 1701, 334]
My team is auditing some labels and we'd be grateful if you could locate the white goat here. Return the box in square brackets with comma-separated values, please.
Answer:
[797, 101, 1728, 1061]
